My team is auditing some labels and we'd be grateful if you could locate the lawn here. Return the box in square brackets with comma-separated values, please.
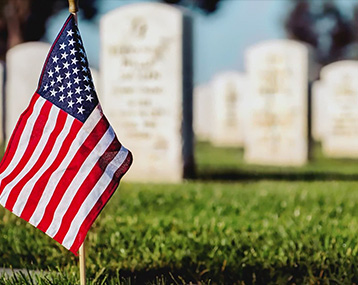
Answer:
[1, 142, 358, 284]
[196, 141, 358, 180]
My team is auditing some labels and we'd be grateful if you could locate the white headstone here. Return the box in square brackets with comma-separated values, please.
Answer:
[193, 84, 212, 141]
[100, 3, 194, 182]
[5, 42, 51, 140]
[320, 61, 358, 157]
[244, 40, 309, 166]
[210, 71, 247, 147]
[90, 68, 101, 96]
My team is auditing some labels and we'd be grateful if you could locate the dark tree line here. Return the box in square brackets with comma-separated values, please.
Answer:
[285, 0, 357, 66]
[0, 0, 220, 60]
[163, 0, 220, 13]
[0, 0, 97, 59]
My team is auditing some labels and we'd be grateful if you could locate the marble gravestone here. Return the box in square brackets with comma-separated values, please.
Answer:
[5, 42, 51, 141]
[244, 40, 309, 166]
[100, 3, 194, 182]
[210, 72, 247, 147]
[193, 84, 212, 141]
[90, 68, 101, 96]
[320, 61, 358, 158]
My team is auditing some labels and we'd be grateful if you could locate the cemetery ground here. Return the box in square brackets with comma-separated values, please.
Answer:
[2, 143, 358, 284]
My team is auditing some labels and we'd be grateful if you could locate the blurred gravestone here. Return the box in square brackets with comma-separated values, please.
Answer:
[193, 84, 212, 141]
[320, 61, 358, 158]
[5, 42, 51, 141]
[312, 80, 327, 141]
[210, 71, 247, 147]
[100, 3, 194, 182]
[90, 68, 101, 96]
[244, 40, 309, 166]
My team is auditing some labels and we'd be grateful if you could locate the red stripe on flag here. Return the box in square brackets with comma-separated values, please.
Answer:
[53, 138, 121, 244]
[5, 110, 68, 212]
[36, 117, 110, 233]
[0, 94, 40, 175]
[69, 151, 133, 254]
[20, 118, 82, 221]
[0, 100, 52, 197]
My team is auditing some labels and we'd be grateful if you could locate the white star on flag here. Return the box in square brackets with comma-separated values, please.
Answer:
[67, 29, 74, 37]
[77, 106, 85, 114]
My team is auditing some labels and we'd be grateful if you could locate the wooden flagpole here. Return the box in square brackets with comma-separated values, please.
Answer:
[79, 242, 86, 285]
[68, 0, 79, 15]
[69, 0, 79, 23]
[67, 2, 84, 283]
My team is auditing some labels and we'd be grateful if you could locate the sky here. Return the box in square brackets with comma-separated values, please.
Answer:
[44, 0, 357, 86]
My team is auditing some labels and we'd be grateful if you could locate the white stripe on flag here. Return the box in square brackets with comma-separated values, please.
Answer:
[46, 127, 115, 237]
[12, 114, 75, 216]
[0, 105, 59, 206]
[62, 145, 129, 249]
[29, 107, 103, 226]
[0, 97, 45, 191]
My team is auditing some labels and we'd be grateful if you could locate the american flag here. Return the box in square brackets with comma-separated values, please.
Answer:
[0, 14, 132, 255]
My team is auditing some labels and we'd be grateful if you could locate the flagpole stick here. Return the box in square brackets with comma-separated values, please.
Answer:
[68, 2, 83, 283]
[79, 242, 86, 285]
[68, 0, 79, 14]
[68, 0, 79, 22]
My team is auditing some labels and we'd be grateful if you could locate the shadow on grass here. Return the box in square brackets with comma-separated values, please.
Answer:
[194, 141, 358, 182]
[93, 264, 357, 285]
[3, 265, 355, 284]
[194, 170, 358, 182]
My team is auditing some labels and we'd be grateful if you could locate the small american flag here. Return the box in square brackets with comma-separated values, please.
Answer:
[0, 14, 132, 254]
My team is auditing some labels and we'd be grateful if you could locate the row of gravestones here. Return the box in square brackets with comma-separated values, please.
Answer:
[196, 59, 358, 164]
[195, 40, 311, 166]
[1, 3, 358, 183]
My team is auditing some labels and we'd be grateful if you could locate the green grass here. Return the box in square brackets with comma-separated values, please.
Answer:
[1, 143, 358, 284]
[196, 141, 358, 180]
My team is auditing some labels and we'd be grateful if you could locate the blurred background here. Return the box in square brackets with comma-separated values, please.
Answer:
[2, 0, 358, 84]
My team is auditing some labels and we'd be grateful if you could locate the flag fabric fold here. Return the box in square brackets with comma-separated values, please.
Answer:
[0, 14, 132, 255]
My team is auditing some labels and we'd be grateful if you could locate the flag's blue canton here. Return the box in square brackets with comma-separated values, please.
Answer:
[37, 15, 98, 123]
